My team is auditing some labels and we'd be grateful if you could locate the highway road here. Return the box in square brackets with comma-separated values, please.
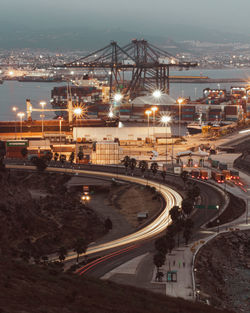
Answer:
[6, 163, 225, 280]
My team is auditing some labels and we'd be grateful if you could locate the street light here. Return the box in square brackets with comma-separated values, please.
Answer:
[152, 89, 162, 99]
[114, 93, 123, 102]
[40, 101, 46, 138]
[73, 107, 83, 142]
[177, 98, 184, 138]
[151, 106, 158, 141]
[17, 112, 25, 139]
[58, 116, 63, 158]
[145, 110, 152, 140]
[12, 106, 18, 139]
[160, 115, 171, 167]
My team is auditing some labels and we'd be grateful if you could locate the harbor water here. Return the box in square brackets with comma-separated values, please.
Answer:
[0, 69, 249, 121]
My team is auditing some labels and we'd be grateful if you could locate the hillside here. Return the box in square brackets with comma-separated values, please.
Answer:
[0, 170, 106, 258]
[0, 257, 234, 313]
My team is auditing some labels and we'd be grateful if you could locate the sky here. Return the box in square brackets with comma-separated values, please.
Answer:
[1, 0, 250, 36]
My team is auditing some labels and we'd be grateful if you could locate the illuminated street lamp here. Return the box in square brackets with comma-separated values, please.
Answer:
[108, 106, 114, 119]
[73, 107, 83, 141]
[152, 89, 162, 99]
[58, 116, 63, 157]
[151, 106, 158, 141]
[17, 112, 25, 139]
[145, 110, 152, 139]
[12, 106, 18, 139]
[40, 101, 46, 138]
[177, 98, 184, 138]
[114, 93, 123, 102]
[160, 115, 171, 166]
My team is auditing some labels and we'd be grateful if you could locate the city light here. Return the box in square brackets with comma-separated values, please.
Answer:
[152, 90, 162, 99]
[73, 107, 83, 117]
[160, 115, 171, 124]
[114, 93, 123, 102]
[12, 106, 18, 112]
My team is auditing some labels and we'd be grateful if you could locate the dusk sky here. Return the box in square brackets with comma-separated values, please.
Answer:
[2, 0, 250, 35]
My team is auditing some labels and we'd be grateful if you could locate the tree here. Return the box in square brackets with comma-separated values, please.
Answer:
[32, 157, 48, 172]
[104, 217, 113, 232]
[187, 184, 201, 200]
[21, 147, 28, 158]
[54, 152, 59, 161]
[165, 233, 175, 254]
[169, 206, 182, 222]
[60, 154, 66, 164]
[155, 236, 167, 255]
[150, 162, 159, 176]
[129, 158, 137, 176]
[121, 156, 130, 174]
[161, 170, 166, 181]
[183, 228, 192, 245]
[73, 238, 87, 263]
[44, 151, 53, 162]
[69, 152, 75, 164]
[153, 252, 166, 273]
[58, 246, 67, 263]
[182, 198, 194, 216]
[138, 160, 148, 177]
[180, 170, 189, 188]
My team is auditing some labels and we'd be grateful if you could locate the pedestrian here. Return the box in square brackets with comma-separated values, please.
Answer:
[183, 261, 185, 267]
[178, 261, 181, 268]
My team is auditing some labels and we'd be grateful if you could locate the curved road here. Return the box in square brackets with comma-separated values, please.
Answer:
[6, 165, 182, 261]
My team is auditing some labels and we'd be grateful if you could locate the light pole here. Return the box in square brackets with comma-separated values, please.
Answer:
[12, 106, 18, 139]
[145, 110, 152, 140]
[73, 107, 83, 162]
[40, 101, 46, 138]
[151, 106, 158, 141]
[177, 98, 184, 138]
[58, 116, 63, 158]
[17, 112, 25, 139]
[160, 115, 171, 169]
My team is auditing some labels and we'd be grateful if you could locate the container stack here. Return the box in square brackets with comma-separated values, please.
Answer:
[224, 105, 239, 121]
[91, 141, 122, 165]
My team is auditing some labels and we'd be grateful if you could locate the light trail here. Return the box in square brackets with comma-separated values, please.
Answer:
[6, 165, 183, 262]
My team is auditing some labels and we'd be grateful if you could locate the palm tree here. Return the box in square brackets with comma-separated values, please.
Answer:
[129, 158, 137, 176]
[180, 170, 189, 188]
[182, 198, 194, 216]
[54, 152, 59, 161]
[165, 233, 175, 254]
[121, 156, 130, 174]
[58, 246, 67, 263]
[161, 170, 166, 181]
[138, 160, 148, 177]
[169, 206, 182, 222]
[69, 152, 75, 164]
[183, 228, 192, 245]
[21, 147, 28, 158]
[153, 252, 166, 274]
[150, 162, 159, 176]
[73, 238, 87, 263]
[155, 236, 167, 255]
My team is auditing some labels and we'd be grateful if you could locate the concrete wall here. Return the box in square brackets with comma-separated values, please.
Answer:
[73, 126, 171, 141]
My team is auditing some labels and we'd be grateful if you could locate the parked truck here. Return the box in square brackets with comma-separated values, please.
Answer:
[230, 169, 240, 180]
[199, 170, 208, 180]
[211, 170, 225, 183]
[190, 170, 199, 179]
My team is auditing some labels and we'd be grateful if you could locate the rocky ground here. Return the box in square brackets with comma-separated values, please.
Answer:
[109, 184, 162, 228]
[195, 230, 250, 313]
[0, 169, 106, 259]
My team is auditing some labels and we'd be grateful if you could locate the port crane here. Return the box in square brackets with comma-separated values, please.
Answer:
[55, 39, 197, 100]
